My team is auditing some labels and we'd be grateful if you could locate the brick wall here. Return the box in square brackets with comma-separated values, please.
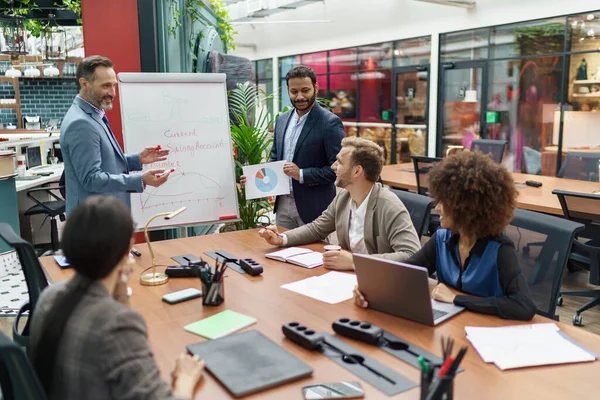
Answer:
[0, 78, 78, 127]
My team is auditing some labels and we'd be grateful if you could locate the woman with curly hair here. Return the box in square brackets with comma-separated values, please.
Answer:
[354, 151, 536, 320]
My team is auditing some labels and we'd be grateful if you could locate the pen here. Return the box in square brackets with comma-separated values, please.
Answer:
[130, 248, 141, 257]
[418, 356, 429, 374]
[155, 168, 175, 178]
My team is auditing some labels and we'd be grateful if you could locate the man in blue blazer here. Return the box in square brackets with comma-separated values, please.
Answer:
[270, 66, 345, 228]
[60, 56, 171, 215]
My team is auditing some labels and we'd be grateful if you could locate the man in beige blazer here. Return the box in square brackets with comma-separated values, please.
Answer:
[259, 137, 421, 270]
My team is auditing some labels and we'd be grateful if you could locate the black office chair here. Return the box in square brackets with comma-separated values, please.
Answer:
[0, 332, 47, 400]
[410, 155, 442, 196]
[0, 223, 49, 349]
[470, 139, 507, 164]
[390, 189, 434, 239]
[553, 190, 600, 326]
[557, 152, 600, 182]
[410, 156, 442, 236]
[24, 171, 65, 255]
[504, 208, 584, 320]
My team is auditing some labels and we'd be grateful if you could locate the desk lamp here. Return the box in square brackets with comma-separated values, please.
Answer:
[140, 207, 187, 286]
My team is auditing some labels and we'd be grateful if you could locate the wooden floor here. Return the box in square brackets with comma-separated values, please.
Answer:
[556, 270, 600, 335]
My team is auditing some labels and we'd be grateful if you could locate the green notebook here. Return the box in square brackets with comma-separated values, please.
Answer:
[184, 310, 257, 339]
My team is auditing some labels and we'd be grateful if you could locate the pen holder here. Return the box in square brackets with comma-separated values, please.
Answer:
[420, 364, 454, 400]
[201, 279, 225, 306]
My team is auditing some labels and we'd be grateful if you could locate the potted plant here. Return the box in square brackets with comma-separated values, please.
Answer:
[227, 82, 274, 231]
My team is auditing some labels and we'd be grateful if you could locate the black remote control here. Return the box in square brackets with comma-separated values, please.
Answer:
[525, 180, 542, 187]
[332, 318, 383, 345]
[165, 266, 198, 277]
[282, 322, 325, 350]
[238, 258, 263, 276]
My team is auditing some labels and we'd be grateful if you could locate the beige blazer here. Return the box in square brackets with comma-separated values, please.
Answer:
[285, 183, 421, 262]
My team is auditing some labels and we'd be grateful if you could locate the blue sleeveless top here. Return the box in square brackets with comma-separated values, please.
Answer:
[435, 229, 504, 298]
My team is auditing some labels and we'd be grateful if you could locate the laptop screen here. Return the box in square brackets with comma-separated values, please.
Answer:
[26, 146, 42, 169]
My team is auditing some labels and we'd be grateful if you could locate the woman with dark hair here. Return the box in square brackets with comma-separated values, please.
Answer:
[354, 151, 536, 320]
[29, 196, 204, 399]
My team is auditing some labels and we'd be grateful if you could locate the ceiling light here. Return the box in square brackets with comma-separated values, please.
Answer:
[580, 37, 585, 42]
[588, 14, 595, 20]
[394, 49, 400, 56]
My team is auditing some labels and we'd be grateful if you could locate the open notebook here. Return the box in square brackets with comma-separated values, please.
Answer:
[265, 247, 323, 269]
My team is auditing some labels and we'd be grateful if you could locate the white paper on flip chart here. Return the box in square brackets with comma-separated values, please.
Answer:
[465, 323, 596, 370]
[281, 272, 358, 304]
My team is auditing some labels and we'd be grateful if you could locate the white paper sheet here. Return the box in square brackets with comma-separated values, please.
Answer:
[465, 323, 596, 370]
[243, 161, 290, 200]
[281, 272, 358, 304]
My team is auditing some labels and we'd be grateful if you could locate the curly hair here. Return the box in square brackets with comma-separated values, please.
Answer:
[428, 151, 517, 238]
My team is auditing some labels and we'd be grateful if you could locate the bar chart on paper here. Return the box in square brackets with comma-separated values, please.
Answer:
[118, 73, 239, 229]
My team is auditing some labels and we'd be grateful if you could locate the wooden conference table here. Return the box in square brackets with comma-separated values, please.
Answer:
[40, 230, 600, 399]
[381, 163, 600, 216]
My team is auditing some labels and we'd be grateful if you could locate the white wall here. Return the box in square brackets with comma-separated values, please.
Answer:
[232, 0, 600, 60]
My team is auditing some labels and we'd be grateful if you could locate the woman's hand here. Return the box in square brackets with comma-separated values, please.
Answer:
[353, 285, 368, 308]
[430, 283, 461, 304]
[171, 353, 205, 398]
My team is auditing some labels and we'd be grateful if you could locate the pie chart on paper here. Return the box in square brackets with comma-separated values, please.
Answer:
[255, 167, 278, 193]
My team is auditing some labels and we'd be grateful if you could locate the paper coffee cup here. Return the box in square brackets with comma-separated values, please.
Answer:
[324, 245, 342, 252]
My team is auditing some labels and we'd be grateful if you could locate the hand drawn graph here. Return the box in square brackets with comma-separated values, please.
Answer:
[138, 170, 226, 211]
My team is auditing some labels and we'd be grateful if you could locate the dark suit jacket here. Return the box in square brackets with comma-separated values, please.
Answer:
[270, 103, 345, 223]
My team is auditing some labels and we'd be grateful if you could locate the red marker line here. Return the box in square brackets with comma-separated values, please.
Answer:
[219, 215, 237, 220]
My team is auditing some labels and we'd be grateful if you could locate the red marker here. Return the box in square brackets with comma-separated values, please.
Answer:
[219, 215, 237, 220]
[156, 145, 162, 151]
[155, 168, 175, 178]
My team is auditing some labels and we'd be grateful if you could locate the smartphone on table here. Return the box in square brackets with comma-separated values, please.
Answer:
[302, 381, 365, 399]
[162, 288, 203, 305]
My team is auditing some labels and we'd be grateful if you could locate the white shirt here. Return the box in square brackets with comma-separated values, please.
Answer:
[348, 187, 374, 254]
[282, 109, 311, 188]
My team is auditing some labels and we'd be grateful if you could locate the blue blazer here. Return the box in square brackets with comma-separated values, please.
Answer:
[270, 104, 345, 223]
[60, 97, 144, 215]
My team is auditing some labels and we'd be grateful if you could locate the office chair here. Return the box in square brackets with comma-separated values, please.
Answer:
[24, 171, 65, 255]
[522, 146, 541, 175]
[504, 208, 584, 320]
[0, 332, 47, 400]
[557, 152, 600, 182]
[390, 189, 434, 239]
[470, 139, 507, 164]
[553, 190, 600, 326]
[0, 223, 49, 349]
[410, 155, 442, 196]
[410, 156, 442, 236]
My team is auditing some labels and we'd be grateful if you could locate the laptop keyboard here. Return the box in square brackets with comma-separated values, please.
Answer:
[432, 308, 449, 321]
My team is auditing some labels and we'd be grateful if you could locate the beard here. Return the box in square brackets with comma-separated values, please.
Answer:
[85, 88, 114, 111]
[335, 169, 352, 188]
[293, 91, 316, 111]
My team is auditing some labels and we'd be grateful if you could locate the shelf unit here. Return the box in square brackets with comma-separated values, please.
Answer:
[0, 77, 21, 129]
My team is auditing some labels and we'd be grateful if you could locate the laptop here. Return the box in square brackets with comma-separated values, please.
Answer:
[353, 254, 464, 326]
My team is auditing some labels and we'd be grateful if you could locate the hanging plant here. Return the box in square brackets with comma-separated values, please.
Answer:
[168, 0, 237, 53]
[1, 1, 82, 37]
[208, 0, 236, 52]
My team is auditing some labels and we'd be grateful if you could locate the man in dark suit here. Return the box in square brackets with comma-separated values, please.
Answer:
[270, 66, 345, 228]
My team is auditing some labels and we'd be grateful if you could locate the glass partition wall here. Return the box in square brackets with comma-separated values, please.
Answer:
[439, 11, 600, 175]
[277, 37, 431, 164]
